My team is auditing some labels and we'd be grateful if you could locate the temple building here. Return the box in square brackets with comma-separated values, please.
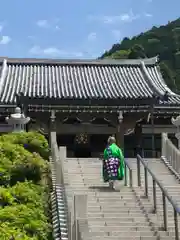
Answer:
[0, 56, 179, 157]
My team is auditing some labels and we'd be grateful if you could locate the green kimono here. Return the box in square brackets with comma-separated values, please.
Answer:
[103, 143, 125, 182]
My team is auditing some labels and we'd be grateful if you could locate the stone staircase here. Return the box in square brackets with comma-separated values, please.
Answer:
[127, 158, 180, 240]
[63, 157, 170, 240]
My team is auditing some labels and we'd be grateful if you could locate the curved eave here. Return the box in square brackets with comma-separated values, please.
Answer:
[145, 65, 180, 105]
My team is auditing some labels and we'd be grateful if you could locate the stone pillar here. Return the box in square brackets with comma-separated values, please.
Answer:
[171, 115, 180, 149]
[116, 111, 124, 151]
[176, 131, 180, 149]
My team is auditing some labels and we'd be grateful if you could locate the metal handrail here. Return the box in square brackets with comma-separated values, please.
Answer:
[137, 154, 180, 240]
[124, 159, 133, 187]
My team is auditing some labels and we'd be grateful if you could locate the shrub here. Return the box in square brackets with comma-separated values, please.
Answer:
[0, 204, 50, 239]
[0, 132, 52, 239]
[0, 141, 49, 186]
[0, 181, 45, 207]
[0, 222, 37, 240]
[0, 131, 50, 159]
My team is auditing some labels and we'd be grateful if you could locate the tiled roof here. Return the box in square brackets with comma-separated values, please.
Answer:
[0, 56, 179, 105]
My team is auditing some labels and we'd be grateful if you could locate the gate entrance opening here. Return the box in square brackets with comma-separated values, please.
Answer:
[57, 134, 109, 158]
[74, 145, 91, 158]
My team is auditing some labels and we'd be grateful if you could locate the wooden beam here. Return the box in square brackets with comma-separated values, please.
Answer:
[142, 125, 176, 134]
[29, 123, 116, 135]
[58, 124, 116, 135]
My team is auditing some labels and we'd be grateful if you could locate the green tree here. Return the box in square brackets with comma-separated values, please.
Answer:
[128, 44, 147, 59]
[100, 18, 180, 91]
[110, 50, 130, 59]
[159, 62, 177, 90]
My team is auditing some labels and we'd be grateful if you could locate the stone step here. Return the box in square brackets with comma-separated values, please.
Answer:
[92, 237, 157, 240]
[89, 226, 152, 231]
[63, 157, 163, 239]
[92, 236, 175, 240]
[87, 212, 146, 218]
[88, 231, 155, 237]
[87, 217, 152, 222]
[87, 206, 145, 211]
[88, 221, 150, 226]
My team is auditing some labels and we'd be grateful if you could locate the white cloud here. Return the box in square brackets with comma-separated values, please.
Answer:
[29, 45, 84, 58]
[27, 35, 37, 41]
[29, 46, 41, 54]
[144, 13, 153, 17]
[0, 25, 3, 32]
[29, 46, 62, 56]
[36, 19, 60, 30]
[112, 30, 121, 40]
[43, 47, 65, 56]
[88, 10, 139, 24]
[55, 25, 61, 30]
[87, 32, 97, 41]
[36, 19, 49, 28]
[0, 36, 11, 45]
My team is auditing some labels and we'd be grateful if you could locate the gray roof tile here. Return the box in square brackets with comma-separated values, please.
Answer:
[0, 56, 179, 105]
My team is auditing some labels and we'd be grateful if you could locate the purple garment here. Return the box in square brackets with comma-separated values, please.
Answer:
[104, 157, 119, 178]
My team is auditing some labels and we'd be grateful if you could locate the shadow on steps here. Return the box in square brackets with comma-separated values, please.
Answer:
[88, 186, 120, 192]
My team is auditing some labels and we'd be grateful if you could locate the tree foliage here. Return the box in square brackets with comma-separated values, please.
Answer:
[0, 132, 52, 240]
[101, 18, 180, 92]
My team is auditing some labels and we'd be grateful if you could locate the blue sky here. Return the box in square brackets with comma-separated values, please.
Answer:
[0, 0, 179, 59]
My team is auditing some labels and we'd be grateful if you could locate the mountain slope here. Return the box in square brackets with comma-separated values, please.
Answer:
[101, 18, 180, 91]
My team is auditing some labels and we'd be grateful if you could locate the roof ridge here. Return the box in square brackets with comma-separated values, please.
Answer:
[0, 56, 158, 66]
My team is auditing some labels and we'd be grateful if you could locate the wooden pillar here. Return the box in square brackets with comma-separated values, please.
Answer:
[49, 110, 56, 147]
[134, 122, 142, 156]
[50, 110, 56, 132]
[24, 105, 29, 132]
[16, 94, 22, 109]
[116, 111, 124, 151]
[151, 105, 155, 158]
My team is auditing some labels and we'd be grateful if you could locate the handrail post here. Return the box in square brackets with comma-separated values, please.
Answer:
[129, 169, 133, 187]
[152, 179, 157, 213]
[123, 160, 133, 187]
[144, 167, 148, 197]
[137, 155, 141, 186]
[174, 208, 179, 240]
[162, 193, 167, 231]
[124, 164, 127, 186]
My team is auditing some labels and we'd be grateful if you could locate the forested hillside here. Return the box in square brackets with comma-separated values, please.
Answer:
[101, 18, 180, 92]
